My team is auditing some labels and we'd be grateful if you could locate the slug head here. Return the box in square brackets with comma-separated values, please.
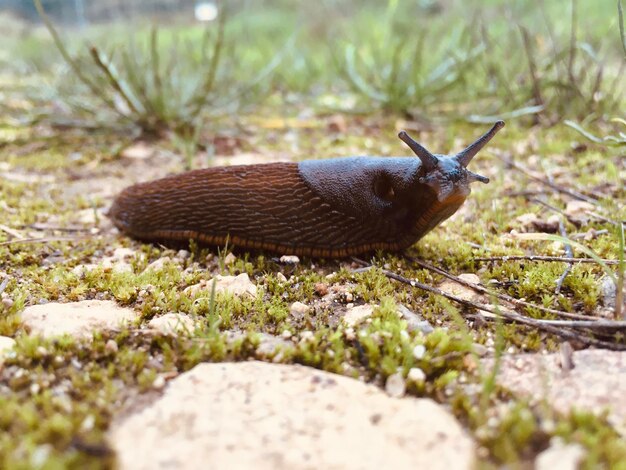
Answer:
[398, 121, 504, 203]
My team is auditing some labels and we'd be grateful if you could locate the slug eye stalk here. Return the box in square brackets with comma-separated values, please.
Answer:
[455, 120, 505, 167]
[397, 130, 438, 171]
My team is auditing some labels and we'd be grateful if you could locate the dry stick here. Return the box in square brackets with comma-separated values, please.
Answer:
[474, 255, 619, 265]
[0, 224, 24, 240]
[589, 212, 626, 226]
[501, 155, 598, 203]
[530, 197, 566, 216]
[0, 237, 85, 247]
[408, 257, 592, 321]
[27, 223, 93, 233]
[353, 260, 626, 350]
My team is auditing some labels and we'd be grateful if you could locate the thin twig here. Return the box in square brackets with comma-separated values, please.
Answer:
[474, 255, 619, 265]
[533, 319, 626, 329]
[501, 155, 598, 203]
[0, 224, 24, 239]
[589, 212, 626, 226]
[352, 259, 626, 350]
[408, 257, 592, 321]
[0, 237, 86, 247]
[27, 223, 93, 233]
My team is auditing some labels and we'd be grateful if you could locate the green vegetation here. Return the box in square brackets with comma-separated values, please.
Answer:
[0, 0, 625, 468]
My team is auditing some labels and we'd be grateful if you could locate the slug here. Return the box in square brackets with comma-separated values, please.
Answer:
[108, 121, 504, 258]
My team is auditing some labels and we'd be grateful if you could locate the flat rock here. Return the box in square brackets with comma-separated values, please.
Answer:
[21, 300, 138, 340]
[342, 304, 374, 327]
[490, 349, 626, 431]
[109, 361, 475, 470]
[396, 305, 434, 334]
[535, 439, 585, 470]
[184, 274, 257, 298]
[148, 313, 196, 336]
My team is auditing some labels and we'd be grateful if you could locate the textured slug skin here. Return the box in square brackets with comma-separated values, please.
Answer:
[108, 157, 467, 258]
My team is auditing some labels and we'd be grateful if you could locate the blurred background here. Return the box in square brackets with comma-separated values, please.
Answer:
[0, 0, 624, 146]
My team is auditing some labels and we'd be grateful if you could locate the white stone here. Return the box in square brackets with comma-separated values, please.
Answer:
[184, 274, 257, 298]
[0, 336, 15, 363]
[343, 304, 374, 327]
[148, 313, 196, 336]
[407, 367, 426, 384]
[255, 334, 293, 360]
[279, 255, 300, 264]
[109, 362, 475, 470]
[516, 212, 538, 228]
[412, 344, 426, 360]
[289, 301, 310, 318]
[121, 142, 155, 160]
[438, 275, 481, 302]
[535, 439, 585, 470]
[144, 257, 172, 272]
[223, 253, 237, 266]
[385, 372, 406, 398]
[397, 305, 434, 334]
[489, 350, 626, 431]
[21, 300, 138, 340]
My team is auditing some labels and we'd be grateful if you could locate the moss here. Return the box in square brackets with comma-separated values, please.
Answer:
[1, 50, 625, 468]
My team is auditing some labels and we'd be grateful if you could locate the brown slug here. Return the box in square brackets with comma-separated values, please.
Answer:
[108, 121, 504, 258]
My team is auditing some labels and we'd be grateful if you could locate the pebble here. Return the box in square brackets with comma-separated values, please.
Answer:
[223, 253, 236, 266]
[105, 339, 119, 354]
[0, 336, 16, 364]
[184, 274, 257, 298]
[279, 255, 300, 264]
[152, 375, 167, 390]
[314, 282, 329, 296]
[144, 257, 172, 272]
[385, 372, 406, 398]
[535, 439, 585, 470]
[289, 301, 310, 318]
[20, 300, 138, 340]
[148, 313, 196, 336]
[412, 344, 426, 360]
[407, 368, 426, 384]
[342, 304, 374, 327]
[396, 305, 434, 334]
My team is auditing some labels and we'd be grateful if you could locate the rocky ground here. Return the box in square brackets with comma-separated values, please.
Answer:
[0, 114, 625, 468]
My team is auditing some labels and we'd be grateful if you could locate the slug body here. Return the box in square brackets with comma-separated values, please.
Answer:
[109, 122, 504, 258]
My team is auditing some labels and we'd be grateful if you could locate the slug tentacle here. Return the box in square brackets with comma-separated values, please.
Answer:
[397, 131, 438, 170]
[109, 122, 505, 258]
[455, 120, 505, 167]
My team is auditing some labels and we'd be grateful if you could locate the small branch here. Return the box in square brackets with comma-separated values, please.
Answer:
[353, 260, 626, 350]
[474, 255, 619, 265]
[501, 156, 598, 203]
[0, 237, 85, 247]
[0, 224, 24, 240]
[408, 257, 592, 321]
